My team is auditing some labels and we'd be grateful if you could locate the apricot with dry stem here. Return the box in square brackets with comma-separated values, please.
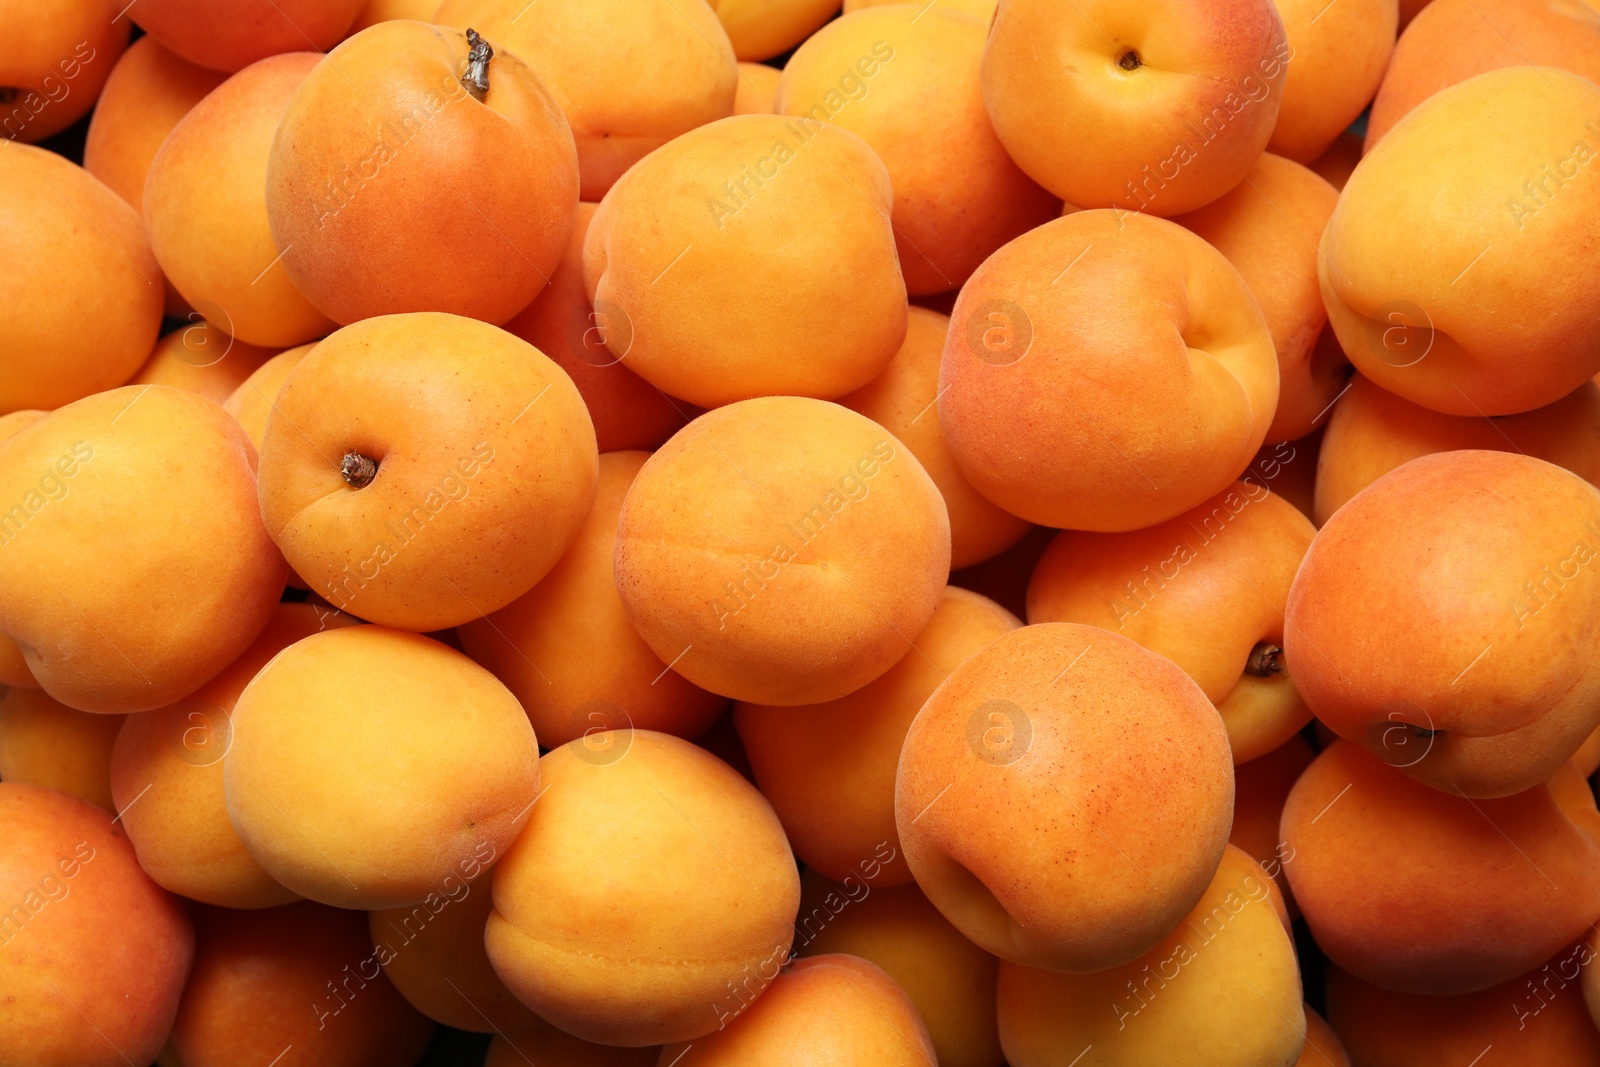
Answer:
[131, 0, 363, 73]
[1365, 0, 1600, 151]
[0, 686, 122, 811]
[614, 396, 949, 706]
[940, 210, 1278, 531]
[1, 144, 163, 414]
[144, 52, 335, 348]
[433, 0, 737, 201]
[1321, 67, 1600, 416]
[256, 312, 597, 631]
[169, 902, 434, 1067]
[1171, 153, 1344, 444]
[981, 0, 1288, 215]
[1314, 373, 1600, 525]
[797, 874, 1004, 1067]
[458, 451, 726, 750]
[0, 0, 128, 143]
[110, 602, 352, 910]
[658, 954, 937, 1066]
[840, 308, 1031, 568]
[736, 586, 1017, 886]
[896, 622, 1234, 972]
[501, 203, 688, 453]
[1281, 740, 1600, 994]
[129, 320, 279, 405]
[1027, 482, 1317, 763]
[997, 846, 1304, 1067]
[1285, 450, 1600, 796]
[0, 385, 286, 713]
[485, 731, 800, 1045]
[266, 21, 579, 326]
[368, 875, 541, 1033]
[775, 6, 1058, 295]
[0, 783, 193, 1067]
[225, 626, 539, 909]
[584, 115, 907, 407]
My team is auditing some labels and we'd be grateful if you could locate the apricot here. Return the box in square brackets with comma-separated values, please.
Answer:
[487, 1029, 658, 1066]
[0, 0, 128, 143]
[585, 114, 906, 406]
[997, 846, 1303, 1067]
[131, 0, 362, 73]
[110, 602, 354, 909]
[433, 0, 737, 201]
[796, 874, 1003, 1067]
[0, 409, 46, 688]
[776, 7, 1056, 295]
[459, 451, 725, 749]
[1028, 482, 1316, 762]
[1285, 450, 1600, 796]
[1321, 67, 1600, 416]
[840, 308, 1031, 568]
[1172, 153, 1344, 444]
[1268, 0, 1397, 163]
[485, 731, 799, 1045]
[1328, 953, 1600, 1064]
[846, 0, 995, 13]
[658, 954, 937, 1066]
[256, 312, 598, 631]
[1308, 130, 1363, 191]
[614, 396, 949, 705]
[1316, 374, 1600, 526]
[981, 0, 1288, 214]
[1230, 734, 1314, 909]
[0, 686, 122, 811]
[896, 622, 1234, 972]
[265, 21, 579, 325]
[501, 203, 689, 453]
[736, 586, 1017, 885]
[1, 144, 163, 414]
[734, 61, 781, 114]
[129, 320, 279, 405]
[145, 52, 335, 348]
[1283, 740, 1600, 994]
[226, 626, 539, 909]
[1399, 0, 1432, 25]
[0, 783, 192, 1067]
[170, 902, 434, 1067]
[940, 210, 1278, 531]
[1366, 0, 1600, 150]
[220, 341, 314, 451]
[0, 385, 285, 712]
[708, 0, 841, 61]
[368, 874, 541, 1033]
[1298, 1007, 1351, 1067]
[949, 525, 1054, 622]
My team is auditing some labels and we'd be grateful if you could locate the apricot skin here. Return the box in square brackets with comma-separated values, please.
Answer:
[0, 0, 129, 143]
[0, 686, 123, 811]
[129, 321, 279, 405]
[130, 0, 363, 73]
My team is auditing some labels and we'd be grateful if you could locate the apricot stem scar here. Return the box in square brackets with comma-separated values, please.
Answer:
[1245, 642, 1282, 677]
[1118, 50, 1141, 72]
[341, 452, 378, 488]
[463, 29, 493, 102]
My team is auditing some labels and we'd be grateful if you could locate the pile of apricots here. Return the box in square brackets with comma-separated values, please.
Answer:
[4, 0, 1600, 1064]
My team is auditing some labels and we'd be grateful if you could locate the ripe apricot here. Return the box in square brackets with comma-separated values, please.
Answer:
[1, 144, 163, 414]
[129, 320, 279, 405]
[0, 385, 286, 713]
[614, 396, 949, 705]
[0, 0, 128, 143]
[131, 0, 363, 73]
[584, 114, 907, 407]
[940, 210, 1278, 531]
[220, 341, 315, 451]
[0, 686, 122, 811]
[226, 626, 539, 909]
[1267, 0, 1396, 163]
